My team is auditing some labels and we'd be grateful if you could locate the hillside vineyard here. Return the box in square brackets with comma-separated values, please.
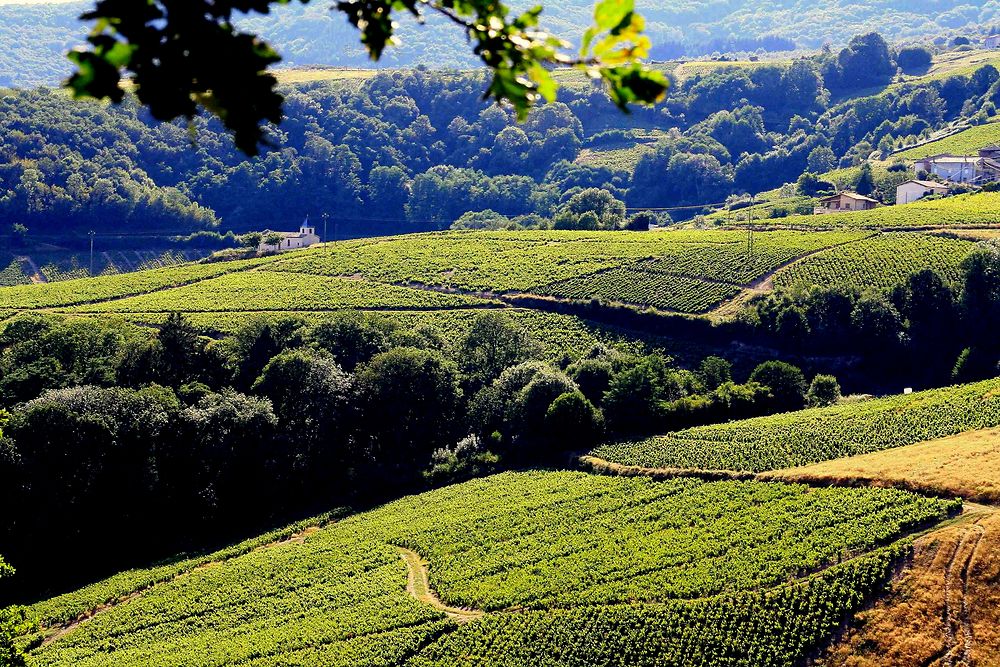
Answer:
[4, 10, 1000, 667]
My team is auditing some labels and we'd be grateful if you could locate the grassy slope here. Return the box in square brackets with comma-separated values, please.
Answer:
[815, 508, 1000, 667]
[762, 428, 1000, 503]
[26, 472, 955, 667]
[896, 120, 1000, 159]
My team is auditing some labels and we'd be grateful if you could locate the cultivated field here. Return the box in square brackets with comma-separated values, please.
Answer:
[591, 379, 1000, 473]
[764, 428, 1000, 503]
[25, 471, 956, 667]
[773, 232, 976, 292]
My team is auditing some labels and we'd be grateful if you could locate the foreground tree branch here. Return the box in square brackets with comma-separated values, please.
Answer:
[66, 0, 668, 155]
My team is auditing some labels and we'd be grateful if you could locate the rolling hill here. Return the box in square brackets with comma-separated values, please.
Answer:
[21, 471, 957, 667]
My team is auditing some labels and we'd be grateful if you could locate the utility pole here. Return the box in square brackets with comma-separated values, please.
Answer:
[88, 230, 96, 276]
[746, 195, 754, 256]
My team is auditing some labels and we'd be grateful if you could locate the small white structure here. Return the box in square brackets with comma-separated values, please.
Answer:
[258, 218, 321, 253]
[814, 192, 880, 215]
[912, 153, 1000, 184]
[896, 179, 950, 205]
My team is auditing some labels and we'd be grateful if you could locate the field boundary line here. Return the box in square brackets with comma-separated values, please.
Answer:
[39, 521, 330, 647]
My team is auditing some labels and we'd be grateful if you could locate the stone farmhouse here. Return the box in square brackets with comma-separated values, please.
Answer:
[814, 192, 880, 214]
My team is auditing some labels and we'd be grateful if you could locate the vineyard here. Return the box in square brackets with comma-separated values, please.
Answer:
[773, 232, 977, 293]
[0, 229, 934, 318]
[747, 192, 1000, 230]
[0, 258, 275, 310]
[591, 378, 1000, 473]
[895, 120, 1000, 159]
[27, 471, 955, 667]
[534, 268, 741, 313]
[63, 270, 497, 313]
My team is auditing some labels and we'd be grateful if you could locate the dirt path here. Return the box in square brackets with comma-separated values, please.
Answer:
[396, 547, 484, 624]
[941, 518, 986, 667]
[17, 256, 46, 284]
[707, 233, 877, 320]
[40, 525, 324, 647]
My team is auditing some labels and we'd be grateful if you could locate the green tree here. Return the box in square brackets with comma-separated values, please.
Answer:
[307, 311, 394, 371]
[896, 46, 932, 73]
[855, 162, 875, 196]
[697, 356, 732, 391]
[356, 347, 463, 486]
[67, 0, 667, 154]
[545, 391, 603, 450]
[252, 349, 354, 486]
[749, 360, 807, 412]
[459, 311, 543, 389]
[806, 146, 837, 174]
[807, 374, 841, 407]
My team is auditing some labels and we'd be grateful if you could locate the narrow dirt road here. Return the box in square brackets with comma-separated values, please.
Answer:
[397, 547, 484, 624]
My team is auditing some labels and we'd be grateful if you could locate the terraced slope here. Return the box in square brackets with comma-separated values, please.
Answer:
[591, 378, 1000, 473]
[895, 121, 1000, 159]
[773, 232, 977, 293]
[26, 472, 956, 667]
[748, 192, 1000, 230]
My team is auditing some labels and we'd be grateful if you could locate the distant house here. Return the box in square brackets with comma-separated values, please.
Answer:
[980, 145, 1000, 160]
[896, 180, 950, 205]
[912, 153, 1000, 184]
[258, 218, 321, 253]
[985, 35, 1000, 49]
[814, 192, 880, 214]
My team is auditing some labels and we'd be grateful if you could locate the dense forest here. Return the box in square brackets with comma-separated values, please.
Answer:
[4, 31, 1000, 238]
[1, 1, 997, 87]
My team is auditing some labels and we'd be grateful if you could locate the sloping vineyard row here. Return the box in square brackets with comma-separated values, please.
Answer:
[61, 270, 496, 313]
[592, 378, 1000, 473]
[534, 268, 740, 313]
[29, 473, 954, 667]
[773, 233, 976, 292]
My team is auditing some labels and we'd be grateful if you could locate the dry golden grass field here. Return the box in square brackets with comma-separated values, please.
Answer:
[815, 508, 1000, 667]
[762, 428, 1000, 504]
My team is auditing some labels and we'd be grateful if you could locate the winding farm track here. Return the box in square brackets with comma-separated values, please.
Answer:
[396, 547, 484, 624]
[707, 232, 876, 319]
[941, 511, 990, 667]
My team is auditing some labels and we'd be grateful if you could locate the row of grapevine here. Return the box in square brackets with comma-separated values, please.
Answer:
[533, 268, 740, 313]
[592, 377, 1000, 473]
[409, 542, 907, 667]
[64, 270, 497, 313]
[773, 232, 976, 292]
[0, 257, 277, 310]
[29, 472, 954, 667]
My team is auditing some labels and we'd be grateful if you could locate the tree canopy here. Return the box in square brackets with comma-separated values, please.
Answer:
[67, 0, 668, 153]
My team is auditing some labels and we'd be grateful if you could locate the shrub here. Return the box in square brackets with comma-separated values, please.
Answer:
[807, 374, 842, 407]
[749, 361, 807, 412]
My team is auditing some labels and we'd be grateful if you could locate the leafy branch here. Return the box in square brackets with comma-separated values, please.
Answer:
[66, 0, 667, 155]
